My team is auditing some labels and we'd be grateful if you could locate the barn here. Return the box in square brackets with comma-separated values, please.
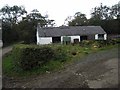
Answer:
[36, 24, 107, 45]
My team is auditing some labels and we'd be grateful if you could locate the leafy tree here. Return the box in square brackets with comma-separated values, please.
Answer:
[90, 2, 120, 20]
[19, 9, 56, 43]
[89, 2, 120, 34]
[47, 19, 56, 27]
[17, 20, 36, 43]
[2, 21, 19, 46]
[91, 3, 112, 20]
[0, 5, 27, 46]
[17, 9, 44, 43]
[0, 5, 56, 45]
[23, 9, 55, 27]
[0, 5, 27, 24]
[101, 19, 120, 34]
[24, 9, 47, 26]
[110, 1, 120, 19]
[67, 12, 88, 26]
[64, 16, 73, 26]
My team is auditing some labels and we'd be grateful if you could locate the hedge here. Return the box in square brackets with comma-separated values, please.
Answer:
[53, 46, 68, 62]
[80, 39, 119, 47]
[12, 44, 55, 70]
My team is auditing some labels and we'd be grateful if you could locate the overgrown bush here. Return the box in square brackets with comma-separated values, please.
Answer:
[12, 44, 69, 71]
[80, 39, 118, 48]
[71, 51, 77, 55]
[53, 46, 68, 62]
[92, 40, 105, 48]
[93, 39, 119, 47]
[80, 40, 93, 47]
[13, 44, 55, 70]
[108, 39, 120, 45]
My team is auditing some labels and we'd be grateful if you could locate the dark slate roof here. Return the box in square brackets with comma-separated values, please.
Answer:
[37, 26, 106, 37]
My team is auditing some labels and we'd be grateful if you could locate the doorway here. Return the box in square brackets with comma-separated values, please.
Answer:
[52, 37, 61, 43]
[80, 36, 88, 41]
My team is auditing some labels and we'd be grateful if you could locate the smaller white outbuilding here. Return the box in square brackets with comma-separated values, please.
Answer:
[36, 24, 107, 45]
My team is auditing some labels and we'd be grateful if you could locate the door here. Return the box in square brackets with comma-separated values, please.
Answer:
[52, 37, 61, 43]
[80, 36, 88, 41]
[74, 39, 79, 44]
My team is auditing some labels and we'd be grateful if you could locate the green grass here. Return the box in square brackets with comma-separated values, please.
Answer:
[3, 56, 65, 78]
[2, 43, 118, 78]
[3, 53, 15, 75]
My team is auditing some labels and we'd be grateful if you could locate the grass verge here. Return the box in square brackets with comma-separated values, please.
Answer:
[3, 44, 118, 78]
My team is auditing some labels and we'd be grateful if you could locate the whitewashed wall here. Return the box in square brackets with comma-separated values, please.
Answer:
[36, 30, 39, 45]
[37, 31, 52, 45]
[104, 34, 107, 40]
[38, 37, 52, 45]
[37, 34, 107, 45]
[95, 34, 98, 40]
[70, 36, 80, 43]
[61, 35, 80, 43]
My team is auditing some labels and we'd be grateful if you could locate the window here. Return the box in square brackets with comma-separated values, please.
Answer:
[98, 34, 104, 40]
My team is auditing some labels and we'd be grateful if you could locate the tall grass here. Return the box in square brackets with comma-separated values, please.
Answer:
[3, 43, 117, 77]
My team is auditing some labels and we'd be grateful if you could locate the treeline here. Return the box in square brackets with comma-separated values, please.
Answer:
[64, 3, 120, 34]
[0, 5, 55, 46]
[0, 2, 120, 46]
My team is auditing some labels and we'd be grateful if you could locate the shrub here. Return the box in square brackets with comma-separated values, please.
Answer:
[108, 39, 120, 45]
[53, 46, 68, 62]
[80, 40, 93, 47]
[115, 39, 120, 44]
[79, 39, 118, 49]
[12, 44, 55, 70]
[92, 40, 110, 48]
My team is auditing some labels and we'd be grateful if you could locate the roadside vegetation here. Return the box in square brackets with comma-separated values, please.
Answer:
[3, 39, 119, 78]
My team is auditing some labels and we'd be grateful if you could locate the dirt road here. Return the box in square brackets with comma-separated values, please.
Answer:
[3, 47, 118, 88]
[0, 46, 13, 89]
[2, 46, 13, 56]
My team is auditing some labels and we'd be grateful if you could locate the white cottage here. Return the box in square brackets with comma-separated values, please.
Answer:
[36, 24, 107, 45]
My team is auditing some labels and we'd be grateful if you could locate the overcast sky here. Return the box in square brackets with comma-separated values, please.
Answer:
[0, 0, 119, 26]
